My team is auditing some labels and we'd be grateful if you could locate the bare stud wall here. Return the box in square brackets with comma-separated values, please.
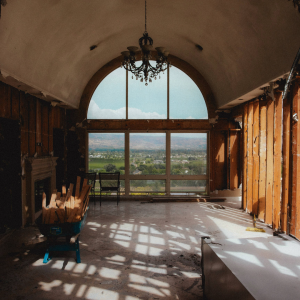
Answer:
[242, 80, 300, 237]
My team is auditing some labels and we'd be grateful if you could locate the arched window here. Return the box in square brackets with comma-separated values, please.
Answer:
[87, 64, 209, 197]
[87, 64, 208, 120]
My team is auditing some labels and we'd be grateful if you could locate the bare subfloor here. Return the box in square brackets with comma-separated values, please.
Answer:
[0, 199, 271, 300]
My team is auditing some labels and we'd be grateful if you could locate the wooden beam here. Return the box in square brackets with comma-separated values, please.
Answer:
[28, 95, 36, 156]
[229, 131, 239, 190]
[87, 119, 211, 131]
[265, 97, 274, 225]
[42, 103, 49, 155]
[252, 100, 260, 215]
[247, 101, 254, 213]
[242, 103, 248, 210]
[0, 82, 11, 118]
[20, 91, 29, 155]
[36, 100, 42, 156]
[281, 90, 291, 233]
[273, 91, 283, 230]
[291, 77, 300, 238]
[258, 103, 267, 221]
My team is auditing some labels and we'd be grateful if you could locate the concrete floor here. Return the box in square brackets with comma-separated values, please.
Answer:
[0, 198, 273, 300]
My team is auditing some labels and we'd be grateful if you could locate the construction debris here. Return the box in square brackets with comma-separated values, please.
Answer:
[42, 176, 91, 224]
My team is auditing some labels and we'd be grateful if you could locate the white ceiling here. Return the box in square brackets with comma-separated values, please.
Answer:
[0, 0, 300, 110]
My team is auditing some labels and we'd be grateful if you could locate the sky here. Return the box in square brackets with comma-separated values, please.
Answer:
[87, 64, 208, 120]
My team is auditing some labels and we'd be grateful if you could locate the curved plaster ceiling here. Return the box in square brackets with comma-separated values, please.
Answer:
[0, 0, 300, 110]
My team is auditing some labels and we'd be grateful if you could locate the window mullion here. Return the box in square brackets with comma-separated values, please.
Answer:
[166, 131, 170, 195]
[125, 131, 130, 196]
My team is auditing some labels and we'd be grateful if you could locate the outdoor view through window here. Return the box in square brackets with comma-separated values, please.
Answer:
[87, 64, 208, 195]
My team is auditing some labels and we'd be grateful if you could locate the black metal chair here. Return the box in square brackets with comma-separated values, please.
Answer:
[84, 172, 97, 206]
[98, 172, 120, 206]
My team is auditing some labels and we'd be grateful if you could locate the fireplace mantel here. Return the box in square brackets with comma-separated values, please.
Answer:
[23, 156, 57, 225]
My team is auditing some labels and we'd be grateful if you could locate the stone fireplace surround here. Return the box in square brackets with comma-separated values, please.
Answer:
[23, 156, 57, 226]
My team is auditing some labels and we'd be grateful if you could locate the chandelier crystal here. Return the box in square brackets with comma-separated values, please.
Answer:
[121, 0, 169, 86]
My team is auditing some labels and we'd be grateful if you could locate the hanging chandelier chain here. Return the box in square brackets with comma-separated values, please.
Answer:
[121, 0, 169, 85]
[145, 0, 147, 32]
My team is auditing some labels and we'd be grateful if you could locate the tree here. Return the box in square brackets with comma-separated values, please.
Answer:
[104, 163, 117, 172]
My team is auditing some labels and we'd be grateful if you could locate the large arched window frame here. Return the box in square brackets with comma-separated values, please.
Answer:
[84, 56, 216, 197]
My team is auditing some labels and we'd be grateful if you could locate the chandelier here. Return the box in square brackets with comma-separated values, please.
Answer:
[121, 0, 169, 86]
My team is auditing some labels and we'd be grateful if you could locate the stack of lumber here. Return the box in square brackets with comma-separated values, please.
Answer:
[42, 176, 92, 224]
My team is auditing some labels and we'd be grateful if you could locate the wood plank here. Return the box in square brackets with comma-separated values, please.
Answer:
[229, 131, 239, 190]
[258, 104, 267, 221]
[212, 130, 227, 190]
[28, 95, 36, 156]
[75, 176, 81, 199]
[273, 92, 283, 230]
[42, 192, 47, 223]
[62, 185, 66, 196]
[48, 106, 53, 153]
[247, 101, 254, 213]
[252, 100, 260, 215]
[281, 90, 291, 233]
[293, 78, 300, 239]
[11, 88, 20, 120]
[265, 98, 274, 225]
[242, 103, 248, 210]
[36, 100, 42, 156]
[0, 83, 11, 118]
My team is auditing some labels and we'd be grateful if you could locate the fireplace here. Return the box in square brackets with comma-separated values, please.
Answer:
[23, 156, 57, 225]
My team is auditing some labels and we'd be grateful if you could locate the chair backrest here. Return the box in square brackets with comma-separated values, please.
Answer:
[98, 172, 120, 188]
[84, 172, 97, 188]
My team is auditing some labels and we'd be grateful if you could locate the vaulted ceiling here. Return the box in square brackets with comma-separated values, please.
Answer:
[0, 0, 300, 111]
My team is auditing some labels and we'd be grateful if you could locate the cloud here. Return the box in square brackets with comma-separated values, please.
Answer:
[87, 99, 166, 119]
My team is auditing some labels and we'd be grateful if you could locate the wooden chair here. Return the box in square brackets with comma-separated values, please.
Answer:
[98, 172, 120, 206]
[84, 173, 97, 206]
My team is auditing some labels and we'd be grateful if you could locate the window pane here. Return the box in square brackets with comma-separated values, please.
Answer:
[170, 66, 208, 119]
[130, 180, 165, 192]
[87, 68, 126, 119]
[170, 180, 207, 194]
[171, 133, 207, 175]
[128, 61, 167, 119]
[130, 133, 166, 175]
[88, 133, 125, 174]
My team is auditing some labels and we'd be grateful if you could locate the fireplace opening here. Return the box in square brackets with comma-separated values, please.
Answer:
[34, 177, 51, 213]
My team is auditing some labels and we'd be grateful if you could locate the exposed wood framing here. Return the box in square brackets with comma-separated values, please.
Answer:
[229, 130, 239, 190]
[0, 81, 65, 157]
[291, 77, 300, 238]
[265, 97, 274, 225]
[258, 103, 267, 221]
[242, 103, 248, 210]
[252, 100, 260, 215]
[281, 89, 291, 233]
[273, 91, 283, 230]
[247, 102, 254, 213]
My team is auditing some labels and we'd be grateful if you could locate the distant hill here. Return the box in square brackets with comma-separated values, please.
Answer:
[89, 133, 207, 150]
